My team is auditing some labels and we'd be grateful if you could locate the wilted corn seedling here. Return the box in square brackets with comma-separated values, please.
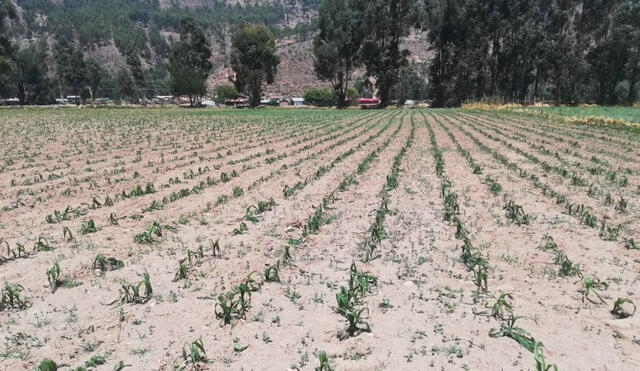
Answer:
[504, 200, 533, 225]
[281, 243, 293, 263]
[316, 351, 333, 371]
[93, 254, 124, 275]
[209, 238, 221, 257]
[244, 271, 262, 292]
[113, 273, 153, 305]
[539, 234, 558, 251]
[232, 186, 244, 198]
[490, 291, 514, 320]
[264, 263, 281, 282]
[624, 238, 639, 250]
[33, 235, 53, 252]
[173, 260, 189, 282]
[348, 262, 377, 299]
[186, 248, 204, 265]
[443, 191, 459, 222]
[489, 315, 536, 352]
[553, 250, 581, 277]
[611, 298, 636, 319]
[80, 219, 98, 234]
[62, 226, 74, 242]
[215, 294, 240, 326]
[234, 283, 252, 315]
[533, 342, 558, 371]
[37, 358, 66, 371]
[181, 338, 209, 366]
[581, 275, 608, 304]
[109, 212, 119, 225]
[335, 286, 357, 316]
[339, 307, 371, 340]
[1, 282, 30, 311]
[232, 222, 248, 235]
[599, 222, 620, 241]
[472, 259, 489, 293]
[46, 262, 62, 293]
[454, 218, 467, 240]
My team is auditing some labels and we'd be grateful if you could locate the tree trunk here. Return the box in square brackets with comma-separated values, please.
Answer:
[628, 78, 637, 105]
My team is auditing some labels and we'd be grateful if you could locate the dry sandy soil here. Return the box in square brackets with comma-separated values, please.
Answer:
[0, 107, 639, 370]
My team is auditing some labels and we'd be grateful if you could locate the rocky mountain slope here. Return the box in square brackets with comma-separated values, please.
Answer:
[10, 0, 428, 96]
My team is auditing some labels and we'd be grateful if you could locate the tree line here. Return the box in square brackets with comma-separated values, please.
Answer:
[2, 0, 638, 107]
[314, 0, 640, 107]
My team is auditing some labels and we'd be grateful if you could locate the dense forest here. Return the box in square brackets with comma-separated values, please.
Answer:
[425, 0, 640, 106]
[1, 0, 638, 106]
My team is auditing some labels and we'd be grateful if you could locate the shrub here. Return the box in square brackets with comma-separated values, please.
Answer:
[304, 88, 336, 107]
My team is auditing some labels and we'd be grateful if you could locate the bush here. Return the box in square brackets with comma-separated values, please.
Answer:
[215, 85, 240, 104]
[304, 88, 336, 107]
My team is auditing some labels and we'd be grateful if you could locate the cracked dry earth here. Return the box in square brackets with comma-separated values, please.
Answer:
[0, 107, 639, 371]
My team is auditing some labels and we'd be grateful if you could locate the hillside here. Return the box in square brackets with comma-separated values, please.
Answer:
[9, 0, 324, 96]
[9, 0, 430, 97]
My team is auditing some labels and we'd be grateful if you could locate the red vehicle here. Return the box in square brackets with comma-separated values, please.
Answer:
[357, 98, 381, 109]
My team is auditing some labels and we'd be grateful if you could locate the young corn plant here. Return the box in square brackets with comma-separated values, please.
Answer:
[533, 342, 558, 371]
[348, 262, 377, 299]
[113, 273, 153, 305]
[92, 254, 124, 275]
[209, 238, 221, 257]
[599, 221, 620, 241]
[553, 250, 581, 277]
[472, 259, 489, 293]
[62, 226, 74, 242]
[232, 222, 248, 235]
[37, 358, 66, 371]
[180, 338, 209, 366]
[539, 234, 558, 252]
[504, 200, 533, 225]
[489, 291, 514, 320]
[173, 260, 190, 282]
[611, 298, 636, 319]
[315, 351, 333, 371]
[264, 263, 281, 282]
[1, 282, 30, 311]
[46, 262, 62, 293]
[33, 235, 54, 252]
[339, 307, 371, 340]
[581, 275, 608, 304]
[489, 315, 536, 352]
[214, 293, 239, 326]
[624, 238, 639, 250]
[80, 219, 98, 234]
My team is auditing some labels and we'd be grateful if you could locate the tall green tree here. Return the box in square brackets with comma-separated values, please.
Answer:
[127, 50, 146, 101]
[360, 0, 417, 107]
[0, 0, 17, 95]
[230, 24, 280, 107]
[313, 0, 363, 108]
[86, 58, 106, 101]
[169, 17, 212, 106]
[15, 43, 54, 104]
[116, 67, 135, 101]
[54, 40, 88, 102]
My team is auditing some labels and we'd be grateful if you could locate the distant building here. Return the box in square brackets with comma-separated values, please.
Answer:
[3, 98, 20, 105]
[154, 95, 173, 104]
[66, 95, 81, 104]
[224, 97, 249, 108]
[357, 98, 381, 109]
[290, 98, 305, 106]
